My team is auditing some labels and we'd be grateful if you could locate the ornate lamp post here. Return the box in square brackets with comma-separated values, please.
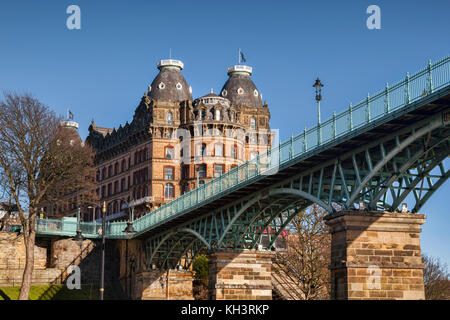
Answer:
[73, 207, 84, 248]
[100, 200, 106, 300]
[313, 78, 324, 145]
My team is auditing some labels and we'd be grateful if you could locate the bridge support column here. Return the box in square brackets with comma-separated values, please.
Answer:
[132, 269, 195, 300]
[325, 211, 426, 300]
[207, 249, 274, 300]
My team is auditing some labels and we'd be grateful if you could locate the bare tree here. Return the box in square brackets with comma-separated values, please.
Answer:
[423, 254, 450, 300]
[274, 204, 331, 300]
[0, 92, 96, 299]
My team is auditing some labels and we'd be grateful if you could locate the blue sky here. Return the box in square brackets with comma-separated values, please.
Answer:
[0, 0, 449, 264]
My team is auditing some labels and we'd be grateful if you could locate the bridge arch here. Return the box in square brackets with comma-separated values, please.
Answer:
[147, 227, 211, 268]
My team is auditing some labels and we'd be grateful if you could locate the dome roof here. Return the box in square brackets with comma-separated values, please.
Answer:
[193, 89, 230, 107]
[220, 65, 262, 108]
[147, 59, 192, 102]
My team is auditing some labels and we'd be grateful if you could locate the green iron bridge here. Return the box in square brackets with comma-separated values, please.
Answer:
[37, 56, 450, 270]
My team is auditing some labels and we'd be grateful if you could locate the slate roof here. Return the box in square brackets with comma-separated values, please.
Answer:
[220, 70, 262, 108]
[147, 64, 192, 102]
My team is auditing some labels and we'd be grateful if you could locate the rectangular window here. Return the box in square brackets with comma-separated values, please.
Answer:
[183, 165, 189, 179]
[164, 167, 174, 180]
[214, 164, 224, 177]
[197, 164, 206, 178]
[215, 144, 223, 156]
[121, 178, 125, 192]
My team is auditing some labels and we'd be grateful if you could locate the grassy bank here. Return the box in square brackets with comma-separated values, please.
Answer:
[0, 283, 127, 300]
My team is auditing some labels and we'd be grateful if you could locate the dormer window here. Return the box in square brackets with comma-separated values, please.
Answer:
[237, 88, 244, 95]
[176, 83, 182, 90]
[215, 109, 221, 121]
[159, 82, 165, 89]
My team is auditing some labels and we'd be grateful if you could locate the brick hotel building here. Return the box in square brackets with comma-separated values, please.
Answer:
[56, 59, 272, 222]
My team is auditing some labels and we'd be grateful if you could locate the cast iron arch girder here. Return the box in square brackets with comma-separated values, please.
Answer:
[368, 130, 450, 209]
[386, 155, 449, 213]
[146, 227, 211, 269]
[344, 114, 444, 208]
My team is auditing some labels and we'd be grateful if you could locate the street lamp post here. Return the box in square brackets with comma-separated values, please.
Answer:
[73, 207, 84, 248]
[313, 78, 324, 145]
[91, 197, 135, 300]
[100, 201, 106, 300]
[121, 199, 135, 298]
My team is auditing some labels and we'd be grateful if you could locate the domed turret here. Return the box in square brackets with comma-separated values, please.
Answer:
[220, 65, 262, 108]
[147, 59, 192, 102]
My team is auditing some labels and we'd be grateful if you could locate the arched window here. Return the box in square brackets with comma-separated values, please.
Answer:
[200, 109, 206, 120]
[198, 143, 207, 157]
[166, 111, 173, 124]
[164, 183, 174, 198]
[250, 117, 256, 129]
[165, 146, 174, 159]
[215, 109, 221, 121]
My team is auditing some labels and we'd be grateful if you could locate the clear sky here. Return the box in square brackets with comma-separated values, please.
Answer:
[0, 0, 449, 264]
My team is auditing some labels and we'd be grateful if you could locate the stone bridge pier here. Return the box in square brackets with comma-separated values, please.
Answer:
[325, 210, 426, 300]
[207, 249, 274, 300]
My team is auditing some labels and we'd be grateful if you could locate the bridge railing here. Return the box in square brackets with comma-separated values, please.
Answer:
[36, 55, 450, 238]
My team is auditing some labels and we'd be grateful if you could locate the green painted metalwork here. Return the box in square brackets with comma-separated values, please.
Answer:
[36, 56, 450, 248]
